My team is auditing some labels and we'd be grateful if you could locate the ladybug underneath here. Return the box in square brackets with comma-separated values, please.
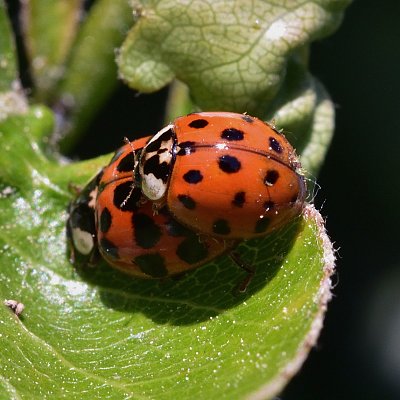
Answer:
[67, 112, 306, 286]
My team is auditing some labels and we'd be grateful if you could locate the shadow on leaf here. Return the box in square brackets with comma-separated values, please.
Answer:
[74, 218, 304, 325]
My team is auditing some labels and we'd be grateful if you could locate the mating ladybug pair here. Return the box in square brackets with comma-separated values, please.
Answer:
[67, 112, 306, 286]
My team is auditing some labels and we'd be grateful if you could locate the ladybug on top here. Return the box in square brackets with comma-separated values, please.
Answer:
[67, 112, 306, 287]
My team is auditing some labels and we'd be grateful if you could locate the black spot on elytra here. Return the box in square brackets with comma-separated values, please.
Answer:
[134, 253, 168, 278]
[177, 141, 196, 156]
[177, 194, 196, 210]
[254, 217, 271, 233]
[99, 238, 119, 259]
[133, 213, 162, 249]
[116, 152, 135, 172]
[212, 219, 231, 235]
[263, 200, 275, 211]
[221, 128, 244, 141]
[165, 218, 193, 237]
[145, 128, 173, 153]
[241, 115, 254, 123]
[113, 182, 141, 211]
[176, 236, 209, 264]
[143, 154, 170, 183]
[188, 118, 209, 129]
[264, 170, 279, 186]
[269, 137, 283, 154]
[99, 208, 112, 233]
[183, 170, 203, 184]
[218, 155, 241, 173]
[232, 191, 246, 208]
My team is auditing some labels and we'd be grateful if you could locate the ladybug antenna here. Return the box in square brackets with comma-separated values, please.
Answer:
[123, 137, 139, 169]
[120, 182, 136, 209]
[120, 137, 139, 209]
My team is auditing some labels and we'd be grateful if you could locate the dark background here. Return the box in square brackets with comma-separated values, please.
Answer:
[284, 1, 400, 399]
[8, 0, 400, 398]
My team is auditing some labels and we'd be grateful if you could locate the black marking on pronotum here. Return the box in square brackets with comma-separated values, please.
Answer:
[145, 128, 173, 153]
[221, 128, 244, 141]
[143, 154, 170, 184]
[232, 191, 246, 208]
[100, 238, 119, 259]
[176, 236, 208, 264]
[116, 152, 135, 172]
[269, 137, 283, 154]
[264, 170, 279, 186]
[113, 182, 141, 211]
[254, 217, 271, 234]
[176, 141, 196, 156]
[183, 170, 203, 184]
[188, 119, 209, 129]
[212, 219, 231, 235]
[241, 115, 254, 123]
[177, 194, 196, 210]
[99, 208, 112, 233]
[69, 203, 95, 234]
[134, 253, 168, 278]
[133, 213, 162, 249]
[218, 155, 241, 173]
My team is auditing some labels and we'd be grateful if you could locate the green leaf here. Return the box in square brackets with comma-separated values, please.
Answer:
[0, 0, 17, 92]
[0, 107, 334, 398]
[0, 1, 30, 124]
[118, 0, 350, 178]
[264, 59, 336, 176]
[118, 0, 350, 116]
[21, 0, 82, 101]
[54, 0, 135, 152]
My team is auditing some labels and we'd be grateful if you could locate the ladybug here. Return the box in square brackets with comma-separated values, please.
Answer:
[67, 138, 235, 278]
[139, 112, 306, 239]
[67, 112, 306, 284]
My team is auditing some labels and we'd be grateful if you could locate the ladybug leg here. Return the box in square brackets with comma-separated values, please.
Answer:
[229, 251, 255, 293]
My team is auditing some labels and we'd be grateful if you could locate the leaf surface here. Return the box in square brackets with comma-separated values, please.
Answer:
[0, 106, 334, 399]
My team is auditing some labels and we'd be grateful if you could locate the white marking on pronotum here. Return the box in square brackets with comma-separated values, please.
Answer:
[140, 124, 174, 201]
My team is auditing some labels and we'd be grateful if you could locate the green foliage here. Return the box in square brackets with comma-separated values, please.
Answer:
[0, 0, 350, 398]
[0, 0, 17, 91]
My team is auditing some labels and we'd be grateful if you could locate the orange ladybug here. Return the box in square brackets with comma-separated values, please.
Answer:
[67, 112, 305, 287]
[139, 112, 306, 239]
